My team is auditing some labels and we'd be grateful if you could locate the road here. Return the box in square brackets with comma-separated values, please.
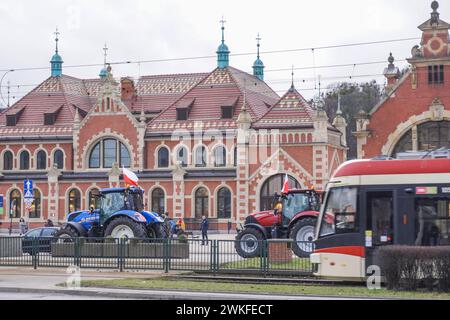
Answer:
[0, 291, 126, 300]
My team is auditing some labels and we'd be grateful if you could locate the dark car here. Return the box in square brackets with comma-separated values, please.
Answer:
[22, 227, 59, 255]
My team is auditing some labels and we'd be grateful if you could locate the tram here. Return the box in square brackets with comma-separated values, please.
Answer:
[311, 158, 450, 280]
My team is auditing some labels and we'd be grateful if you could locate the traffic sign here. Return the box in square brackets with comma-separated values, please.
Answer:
[24, 179, 33, 199]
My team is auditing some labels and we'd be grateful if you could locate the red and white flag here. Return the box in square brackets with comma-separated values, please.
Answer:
[122, 167, 139, 187]
[281, 173, 289, 194]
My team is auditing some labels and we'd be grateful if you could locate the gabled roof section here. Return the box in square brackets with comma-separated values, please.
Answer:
[253, 86, 315, 129]
[148, 67, 279, 132]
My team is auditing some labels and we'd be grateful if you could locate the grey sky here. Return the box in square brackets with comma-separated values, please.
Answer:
[0, 0, 447, 107]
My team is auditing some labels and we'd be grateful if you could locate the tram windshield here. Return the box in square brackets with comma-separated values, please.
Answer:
[318, 187, 358, 237]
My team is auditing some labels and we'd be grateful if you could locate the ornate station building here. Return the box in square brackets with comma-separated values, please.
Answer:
[0, 25, 346, 231]
[355, 1, 450, 159]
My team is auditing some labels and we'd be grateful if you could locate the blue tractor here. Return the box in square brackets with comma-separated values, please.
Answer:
[55, 187, 167, 239]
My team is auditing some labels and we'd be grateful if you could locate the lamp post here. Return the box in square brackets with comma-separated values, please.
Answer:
[0, 69, 14, 108]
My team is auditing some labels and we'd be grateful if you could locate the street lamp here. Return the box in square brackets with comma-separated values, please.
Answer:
[0, 69, 14, 108]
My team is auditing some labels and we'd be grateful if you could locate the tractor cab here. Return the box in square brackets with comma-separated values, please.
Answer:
[275, 189, 321, 227]
[98, 187, 145, 225]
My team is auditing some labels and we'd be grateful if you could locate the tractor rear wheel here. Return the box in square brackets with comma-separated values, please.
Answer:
[290, 218, 316, 258]
[104, 217, 147, 239]
[235, 228, 264, 258]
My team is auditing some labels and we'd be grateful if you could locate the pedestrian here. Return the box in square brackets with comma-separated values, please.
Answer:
[19, 218, 27, 235]
[227, 220, 232, 234]
[200, 215, 209, 245]
[45, 219, 54, 227]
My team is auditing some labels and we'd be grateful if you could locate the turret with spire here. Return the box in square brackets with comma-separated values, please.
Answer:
[252, 34, 265, 81]
[332, 94, 348, 147]
[50, 28, 63, 77]
[217, 18, 230, 69]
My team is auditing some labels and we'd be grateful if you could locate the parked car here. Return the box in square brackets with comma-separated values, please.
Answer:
[22, 227, 59, 255]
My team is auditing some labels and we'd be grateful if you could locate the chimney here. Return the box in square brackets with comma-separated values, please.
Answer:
[121, 77, 136, 101]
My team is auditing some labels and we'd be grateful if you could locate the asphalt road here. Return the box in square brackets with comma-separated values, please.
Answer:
[0, 291, 126, 300]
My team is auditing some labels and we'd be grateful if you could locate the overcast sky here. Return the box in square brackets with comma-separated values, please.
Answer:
[0, 0, 448, 107]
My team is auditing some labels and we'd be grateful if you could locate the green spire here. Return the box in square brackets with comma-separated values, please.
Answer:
[252, 33, 265, 81]
[217, 18, 230, 68]
[99, 43, 108, 79]
[50, 27, 63, 77]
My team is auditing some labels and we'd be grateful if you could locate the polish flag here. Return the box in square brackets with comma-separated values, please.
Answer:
[281, 174, 289, 194]
[122, 167, 139, 187]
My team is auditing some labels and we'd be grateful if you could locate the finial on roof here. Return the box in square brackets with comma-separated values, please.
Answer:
[388, 52, 394, 66]
[431, 1, 440, 26]
[289, 65, 295, 92]
[252, 33, 265, 81]
[217, 17, 230, 69]
[50, 27, 63, 77]
[99, 43, 109, 79]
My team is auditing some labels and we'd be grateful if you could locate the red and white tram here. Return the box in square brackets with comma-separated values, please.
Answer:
[311, 158, 450, 280]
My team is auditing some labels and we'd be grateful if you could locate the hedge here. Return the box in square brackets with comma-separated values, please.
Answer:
[378, 246, 450, 292]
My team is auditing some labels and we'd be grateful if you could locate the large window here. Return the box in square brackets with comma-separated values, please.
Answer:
[151, 188, 165, 214]
[176, 147, 188, 167]
[9, 189, 21, 218]
[392, 121, 450, 156]
[3, 151, 13, 170]
[36, 150, 47, 170]
[415, 198, 450, 246]
[54, 149, 64, 169]
[88, 139, 131, 168]
[157, 147, 169, 168]
[319, 187, 358, 237]
[29, 189, 41, 219]
[88, 188, 100, 209]
[195, 187, 209, 218]
[260, 174, 300, 211]
[217, 187, 231, 219]
[195, 146, 207, 167]
[68, 189, 81, 213]
[214, 146, 226, 167]
[428, 65, 444, 85]
[19, 150, 30, 170]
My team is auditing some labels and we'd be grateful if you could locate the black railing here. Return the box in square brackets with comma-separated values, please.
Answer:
[0, 236, 314, 275]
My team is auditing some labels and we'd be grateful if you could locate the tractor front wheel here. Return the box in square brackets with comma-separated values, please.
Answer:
[235, 228, 264, 259]
[290, 218, 316, 258]
[104, 217, 147, 239]
[54, 227, 80, 243]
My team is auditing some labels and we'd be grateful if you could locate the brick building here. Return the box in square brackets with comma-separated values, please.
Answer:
[0, 24, 346, 231]
[355, 1, 450, 159]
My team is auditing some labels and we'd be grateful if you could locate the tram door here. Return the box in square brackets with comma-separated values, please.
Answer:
[365, 191, 394, 267]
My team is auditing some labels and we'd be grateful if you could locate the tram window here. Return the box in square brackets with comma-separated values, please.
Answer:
[319, 187, 358, 237]
[367, 192, 393, 245]
[415, 199, 450, 246]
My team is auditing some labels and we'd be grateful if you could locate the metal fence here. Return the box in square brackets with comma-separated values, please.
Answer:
[0, 236, 314, 276]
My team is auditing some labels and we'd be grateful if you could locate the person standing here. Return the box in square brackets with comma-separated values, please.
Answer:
[200, 216, 209, 245]
[19, 218, 27, 235]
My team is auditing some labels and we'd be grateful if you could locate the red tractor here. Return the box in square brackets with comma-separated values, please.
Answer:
[235, 189, 321, 258]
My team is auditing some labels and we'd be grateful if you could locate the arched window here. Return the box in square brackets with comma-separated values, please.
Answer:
[195, 146, 207, 167]
[88, 188, 100, 209]
[151, 188, 165, 214]
[217, 187, 231, 219]
[392, 121, 450, 157]
[214, 146, 226, 167]
[29, 189, 41, 219]
[19, 150, 30, 170]
[195, 187, 209, 218]
[36, 150, 47, 170]
[68, 189, 81, 213]
[157, 147, 169, 168]
[88, 139, 131, 168]
[260, 174, 300, 211]
[9, 189, 21, 218]
[54, 149, 64, 169]
[176, 146, 188, 167]
[3, 151, 13, 170]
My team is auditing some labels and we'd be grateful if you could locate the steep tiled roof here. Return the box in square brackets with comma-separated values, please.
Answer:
[253, 86, 315, 129]
[148, 67, 279, 132]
